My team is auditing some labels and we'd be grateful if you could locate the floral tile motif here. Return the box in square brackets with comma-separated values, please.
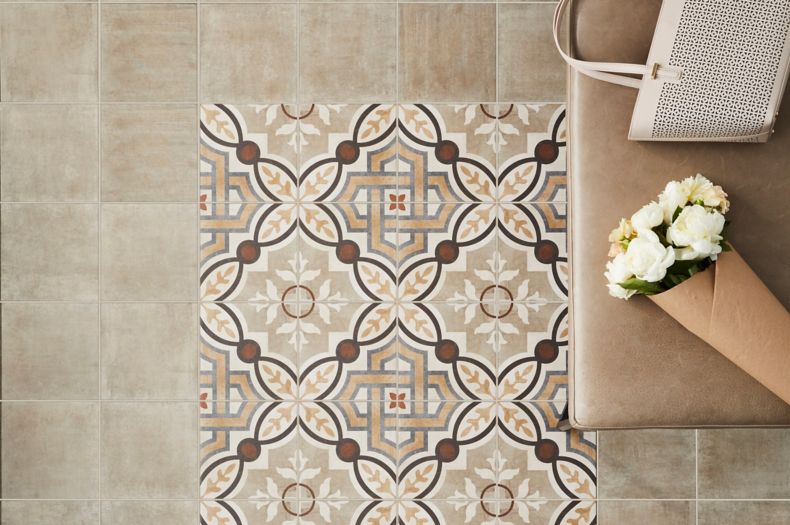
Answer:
[198, 103, 594, 525]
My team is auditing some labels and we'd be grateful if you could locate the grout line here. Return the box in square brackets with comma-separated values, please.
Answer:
[196, 0, 203, 509]
[96, 0, 104, 514]
[0, 100, 565, 106]
[696, 429, 699, 525]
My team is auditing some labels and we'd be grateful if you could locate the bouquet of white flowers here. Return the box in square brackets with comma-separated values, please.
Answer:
[604, 174, 790, 406]
[605, 174, 730, 299]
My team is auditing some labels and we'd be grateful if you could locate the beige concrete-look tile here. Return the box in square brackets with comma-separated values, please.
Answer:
[2, 303, 99, 400]
[299, 4, 396, 102]
[101, 303, 197, 399]
[1, 501, 100, 525]
[698, 428, 790, 498]
[698, 501, 790, 525]
[1, 105, 98, 202]
[101, 5, 197, 102]
[200, 5, 297, 102]
[399, 4, 496, 102]
[1, 204, 99, 301]
[1, 402, 99, 498]
[101, 402, 197, 498]
[101, 105, 197, 202]
[101, 204, 197, 301]
[597, 429, 696, 499]
[100, 500, 197, 525]
[498, 3, 566, 102]
[598, 500, 695, 525]
[0, 5, 97, 102]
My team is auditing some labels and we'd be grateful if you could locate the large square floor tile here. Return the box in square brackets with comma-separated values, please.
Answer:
[200, 5, 297, 102]
[101, 105, 197, 202]
[698, 428, 790, 499]
[2, 303, 99, 400]
[1, 402, 100, 498]
[0, 4, 97, 101]
[101, 4, 197, 102]
[597, 429, 696, 499]
[1, 204, 99, 301]
[100, 204, 197, 301]
[1, 105, 98, 202]
[399, 4, 496, 102]
[101, 402, 198, 499]
[101, 303, 198, 399]
[0, 501, 100, 525]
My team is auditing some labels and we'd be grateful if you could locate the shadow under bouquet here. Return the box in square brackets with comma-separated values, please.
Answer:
[605, 174, 790, 405]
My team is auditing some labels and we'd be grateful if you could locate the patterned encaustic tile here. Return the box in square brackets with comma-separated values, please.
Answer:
[198, 103, 595, 525]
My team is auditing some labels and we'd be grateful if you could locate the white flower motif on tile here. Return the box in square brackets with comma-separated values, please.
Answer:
[253, 450, 347, 524]
[251, 253, 347, 346]
[450, 450, 546, 524]
[450, 251, 547, 347]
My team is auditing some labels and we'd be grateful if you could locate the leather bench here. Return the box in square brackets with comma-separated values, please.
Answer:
[567, 0, 790, 429]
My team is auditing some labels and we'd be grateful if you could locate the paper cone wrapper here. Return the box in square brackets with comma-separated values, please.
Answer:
[649, 250, 790, 406]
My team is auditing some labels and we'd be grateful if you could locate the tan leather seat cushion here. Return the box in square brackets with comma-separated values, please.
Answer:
[568, 0, 790, 429]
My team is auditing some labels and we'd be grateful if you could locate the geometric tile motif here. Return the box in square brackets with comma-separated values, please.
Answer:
[198, 103, 596, 524]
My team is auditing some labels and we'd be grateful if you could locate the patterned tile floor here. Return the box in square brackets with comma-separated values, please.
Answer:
[196, 103, 596, 524]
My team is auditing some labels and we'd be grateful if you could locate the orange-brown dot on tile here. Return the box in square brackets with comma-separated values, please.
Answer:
[435, 339, 459, 364]
[535, 438, 560, 463]
[434, 240, 460, 264]
[435, 438, 460, 462]
[534, 140, 560, 164]
[236, 141, 260, 165]
[237, 438, 261, 462]
[534, 240, 559, 264]
[336, 438, 360, 462]
[335, 240, 360, 264]
[335, 140, 360, 164]
[236, 240, 261, 264]
[434, 140, 459, 164]
[336, 339, 360, 364]
[535, 339, 559, 364]
[236, 339, 261, 363]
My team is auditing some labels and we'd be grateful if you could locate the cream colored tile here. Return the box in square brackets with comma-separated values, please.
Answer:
[101, 105, 197, 202]
[699, 428, 790, 498]
[299, 4, 396, 102]
[2, 303, 99, 400]
[101, 402, 197, 498]
[598, 429, 696, 499]
[498, 4, 566, 101]
[399, 4, 496, 102]
[1, 402, 99, 498]
[200, 5, 297, 102]
[100, 204, 197, 301]
[1, 501, 100, 525]
[1, 105, 98, 202]
[1, 204, 98, 301]
[101, 303, 197, 399]
[101, 5, 197, 102]
[101, 501, 197, 525]
[0, 4, 97, 102]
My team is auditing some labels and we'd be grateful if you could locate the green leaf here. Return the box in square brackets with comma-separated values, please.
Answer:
[618, 278, 666, 295]
[672, 206, 684, 222]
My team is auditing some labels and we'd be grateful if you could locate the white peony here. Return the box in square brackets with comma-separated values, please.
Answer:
[623, 233, 676, 282]
[658, 180, 690, 224]
[666, 204, 726, 260]
[605, 253, 636, 299]
[630, 201, 664, 232]
[681, 174, 730, 213]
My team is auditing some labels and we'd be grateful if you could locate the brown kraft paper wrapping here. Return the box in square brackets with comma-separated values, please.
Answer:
[649, 250, 790, 406]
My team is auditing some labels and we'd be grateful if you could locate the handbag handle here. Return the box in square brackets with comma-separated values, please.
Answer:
[553, 0, 681, 88]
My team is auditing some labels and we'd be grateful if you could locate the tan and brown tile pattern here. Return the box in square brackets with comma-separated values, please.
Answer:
[197, 103, 596, 524]
[1, 0, 787, 524]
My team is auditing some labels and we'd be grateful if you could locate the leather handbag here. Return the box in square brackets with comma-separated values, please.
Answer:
[554, 0, 790, 142]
